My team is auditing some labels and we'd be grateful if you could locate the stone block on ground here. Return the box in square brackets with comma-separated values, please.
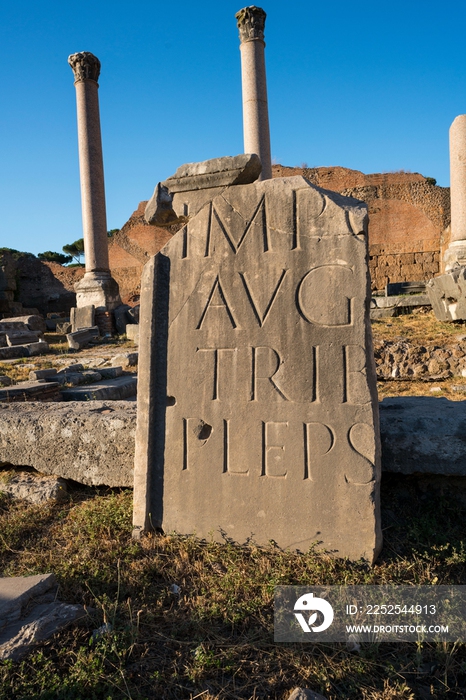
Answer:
[0, 401, 136, 486]
[61, 375, 137, 401]
[0, 376, 12, 386]
[58, 370, 102, 386]
[0, 470, 68, 504]
[427, 267, 466, 321]
[66, 326, 99, 350]
[1, 315, 46, 333]
[70, 305, 95, 332]
[0, 573, 85, 661]
[26, 341, 49, 356]
[126, 305, 140, 324]
[0, 346, 30, 361]
[6, 331, 41, 346]
[111, 352, 138, 368]
[380, 396, 466, 475]
[133, 175, 382, 562]
[56, 321, 72, 334]
[29, 369, 57, 381]
[113, 304, 131, 335]
[98, 366, 123, 379]
[125, 324, 139, 344]
[287, 690, 328, 700]
[0, 380, 61, 403]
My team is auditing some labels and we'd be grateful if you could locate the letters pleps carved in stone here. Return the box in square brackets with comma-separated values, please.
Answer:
[133, 175, 382, 563]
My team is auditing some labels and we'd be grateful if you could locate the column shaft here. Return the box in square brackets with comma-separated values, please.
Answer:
[239, 39, 272, 180]
[75, 79, 109, 273]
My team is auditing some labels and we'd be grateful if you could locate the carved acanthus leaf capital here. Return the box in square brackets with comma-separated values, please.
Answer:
[68, 52, 101, 83]
[235, 5, 266, 42]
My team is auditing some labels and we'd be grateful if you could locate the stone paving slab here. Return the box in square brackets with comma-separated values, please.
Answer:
[60, 375, 137, 401]
[0, 574, 56, 629]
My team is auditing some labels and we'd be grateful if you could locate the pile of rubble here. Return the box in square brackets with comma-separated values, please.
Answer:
[374, 338, 466, 380]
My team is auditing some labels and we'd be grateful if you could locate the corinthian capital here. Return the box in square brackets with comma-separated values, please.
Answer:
[235, 5, 266, 42]
[68, 52, 101, 83]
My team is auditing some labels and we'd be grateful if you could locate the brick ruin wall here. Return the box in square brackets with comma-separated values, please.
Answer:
[274, 166, 451, 291]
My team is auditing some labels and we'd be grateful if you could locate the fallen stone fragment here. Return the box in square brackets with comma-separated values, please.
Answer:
[97, 366, 123, 379]
[0, 376, 12, 386]
[59, 370, 102, 386]
[56, 321, 72, 334]
[29, 368, 57, 381]
[0, 381, 61, 403]
[70, 305, 95, 332]
[0, 573, 85, 661]
[125, 324, 139, 344]
[26, 341, 50, 356]
[144, 183, 181, 226]
[111, 352, 138, 368]
[162, 153, 262, 193]
[287, 689, 328, 700]
[0, 346, 31, 361]
[6, 331, 41, 347]
[0, 400, 136, 486]
[66, 326, 99, 350]
[113, 304, 131, 335]
[0, 470, 68, 504]
[61, 375, 137, 401]
[1, 315, 46, 333]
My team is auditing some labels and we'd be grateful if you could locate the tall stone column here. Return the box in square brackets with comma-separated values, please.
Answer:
[68, 51, 121, 313]
[236, 6, 272, 180]
[445, 115, 466, 270]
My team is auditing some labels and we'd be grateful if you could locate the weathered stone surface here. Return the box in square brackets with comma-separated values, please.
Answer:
[160, 154, 262, 194]
[6, 331, 41, 346]
[56, 321, 72, 334]
[113, 304, 131, 335]
[126, 324, 139, 344]
[380, 396, 466, 475]
[0, 322, 28, 331]
[0, 470, 68, 504]
[1, 315, 46, 333]
[59, 370, 102, 386]
[0, 601, 85, 661]
[144, 183, 181, 226]
[0, 346, 30, 361]
[133, 176, 382, 562]
[27, 341, 49, 356]
[0, 572, 84, 661]
[29, 369, 57, 381]
[287, 689, 328, 700]
[94, 366, 123, 379]
[0, 574, 57, 629]
[71, 305, 95, 332]
[0, 401, 136, 486]
[61, 375, 137, 401]
[427, 267, 466, 321]
[0, 376, 12, 387]
[66, 326, 99, 350]
[111, 352, 138, 368]
[0, 381, 61, 403]
[127, 305, 140, 324]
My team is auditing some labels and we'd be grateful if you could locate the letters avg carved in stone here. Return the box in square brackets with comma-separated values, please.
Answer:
[134, 176, 382, 563]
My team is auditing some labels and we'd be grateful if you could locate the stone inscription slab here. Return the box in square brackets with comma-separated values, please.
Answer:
[133, 176, 382, 562]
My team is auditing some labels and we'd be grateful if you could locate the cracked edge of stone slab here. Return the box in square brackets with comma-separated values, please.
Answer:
[144, 154, 262, 224]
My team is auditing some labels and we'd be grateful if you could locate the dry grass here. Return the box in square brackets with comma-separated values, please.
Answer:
[371, 311, 466, 346]
[0, 478, 465, 699]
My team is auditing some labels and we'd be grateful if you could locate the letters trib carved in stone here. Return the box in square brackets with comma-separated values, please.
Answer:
[133, 176, 382, 562]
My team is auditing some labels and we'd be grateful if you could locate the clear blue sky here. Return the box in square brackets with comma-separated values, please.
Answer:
[1, 0, 465, 257]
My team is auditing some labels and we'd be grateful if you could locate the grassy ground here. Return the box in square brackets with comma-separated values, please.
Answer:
[0, 478, 465, 700]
